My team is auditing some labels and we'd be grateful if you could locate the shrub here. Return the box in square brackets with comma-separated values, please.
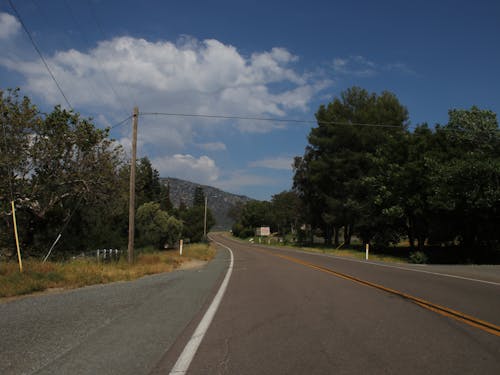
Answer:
[409, 251, 429, 264]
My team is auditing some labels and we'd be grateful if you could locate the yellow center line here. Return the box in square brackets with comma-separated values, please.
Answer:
[253, 247, 500, 337]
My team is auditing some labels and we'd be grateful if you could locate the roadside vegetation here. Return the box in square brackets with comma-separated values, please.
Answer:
[1, 88, 218, 298]
[0, 243, 215, 299]
[1, 88, 214, 260]
[229, 233, 408, 263]
[231, 87, 500, 265]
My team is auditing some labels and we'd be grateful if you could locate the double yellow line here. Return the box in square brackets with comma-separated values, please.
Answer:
[256, 247, 500, 337]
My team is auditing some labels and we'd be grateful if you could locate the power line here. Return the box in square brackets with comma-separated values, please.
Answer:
[61, 0, 133, 116]
[140, 112, 404, 129]
[62, 0, 130, 117]
[86, 0, 137, 109]
[5, 1, 401, 132]
[7, 0, 73, 110]
[110, 114, 133, 130]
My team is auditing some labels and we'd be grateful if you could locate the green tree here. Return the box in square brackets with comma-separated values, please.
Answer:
[0, 89, 40, 255]
[135, 157, 164, 207]
[356, 106, 500, 260]
[428, 107, 500, 251]
[1, 89, 124, 256]
[136, 202, 182, 249]
[367, 125, 435, 250]
[232, 200, 273, 238]
[271, 191, 301, 236]
[192, 186, 205, 207]
[294, 87, 408, 246]
[179, 187, 214, 242]
[160, 182, 174, 213]
[180, 205, 215, 242]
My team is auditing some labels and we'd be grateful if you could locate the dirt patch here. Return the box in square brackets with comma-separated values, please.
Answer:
[0, 287, 68, 304]
[177, 259, 207, 271]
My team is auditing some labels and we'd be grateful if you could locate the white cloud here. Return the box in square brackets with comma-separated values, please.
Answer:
[196, 142, 227, 151]
[1, 36, 325, 121]
[0, 13, 20, 40]
[151, 154, 283, 196]
[249, 156, 293, 170]
[152, 154, 219, 184]
[332, 56, 416, 78]
[0, 36, 330, 150]
[385, 62, 417, 76]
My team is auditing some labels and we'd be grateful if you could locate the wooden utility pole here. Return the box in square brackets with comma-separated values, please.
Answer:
[203, 195, 208, 241]
[127, 106, 139, 264]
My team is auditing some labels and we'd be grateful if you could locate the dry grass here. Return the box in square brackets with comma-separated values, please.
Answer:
[0, 243, 216, 299]
[224, 233, 406, 263]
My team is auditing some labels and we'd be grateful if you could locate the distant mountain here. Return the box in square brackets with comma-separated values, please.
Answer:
[160, 177, 254, 230]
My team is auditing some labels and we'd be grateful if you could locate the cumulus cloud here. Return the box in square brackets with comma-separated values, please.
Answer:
[0, 36, 324, 121]
[249, 156, 293, 170]
[0, 36, 330, 151]
[152, 154, 219, 184]
[0, 13, 20, 40]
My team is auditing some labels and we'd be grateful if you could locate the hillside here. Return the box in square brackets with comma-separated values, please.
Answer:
[160, 177, 253, 230]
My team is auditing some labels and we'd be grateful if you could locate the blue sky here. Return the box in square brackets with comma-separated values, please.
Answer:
[1, 0, 499, 200]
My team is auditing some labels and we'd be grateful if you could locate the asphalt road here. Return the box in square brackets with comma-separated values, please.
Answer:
[170, 234, 500, 375]
[2, 236, 499, 375]
[0, 250, 229, 375]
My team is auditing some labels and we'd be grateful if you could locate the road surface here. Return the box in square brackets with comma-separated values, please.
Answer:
[1, 234, 499, 374]
[160, 233, 500, 374]
[0, 251, 229, 375]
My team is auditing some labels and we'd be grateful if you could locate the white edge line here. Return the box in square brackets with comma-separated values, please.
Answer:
[169, 238, 234, 374]
[250, 242, 500, 287]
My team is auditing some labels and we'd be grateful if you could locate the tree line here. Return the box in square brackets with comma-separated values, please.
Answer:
[0, 89, 214, 260]
[232, 87, 500, 263]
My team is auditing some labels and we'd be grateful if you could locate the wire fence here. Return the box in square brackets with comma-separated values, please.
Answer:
[71, 248, 124, 263]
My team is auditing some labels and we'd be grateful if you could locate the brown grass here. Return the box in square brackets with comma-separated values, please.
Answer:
[0, 243, 216, 299]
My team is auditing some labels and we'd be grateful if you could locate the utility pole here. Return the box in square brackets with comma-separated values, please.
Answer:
[127, 106, 139, 264]
[203, 195, 208, 241]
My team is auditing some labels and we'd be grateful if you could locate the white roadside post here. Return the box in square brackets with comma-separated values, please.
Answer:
[179, 239, 183, 256]
[365, 243, 369, 260]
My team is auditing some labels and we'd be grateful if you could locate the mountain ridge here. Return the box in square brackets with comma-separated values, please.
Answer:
[160, 177, 253, 230]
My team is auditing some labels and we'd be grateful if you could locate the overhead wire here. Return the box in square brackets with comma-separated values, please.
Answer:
[62, 0, 131, 117]
[140, 112, 404, 129]
[7, 0, 73, 110]
[5, 1, 135, 259]
[62, 0, 128, 117]
[110, 114, 133, 130]
[86, 0, 137, 109]
[5, 2, 402, 132]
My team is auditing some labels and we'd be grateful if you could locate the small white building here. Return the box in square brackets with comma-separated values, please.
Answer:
[255, 226, 271, 236]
